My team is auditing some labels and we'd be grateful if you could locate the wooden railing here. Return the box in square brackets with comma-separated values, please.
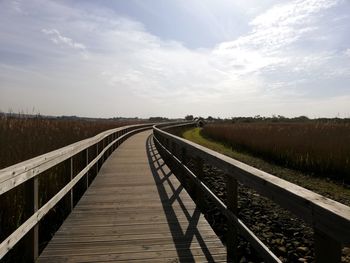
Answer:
[153, 123, 350, 263]
[0, 123, 154, 262]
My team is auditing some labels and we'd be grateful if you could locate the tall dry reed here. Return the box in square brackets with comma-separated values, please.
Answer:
[0, 115, 143, 169]
[202, 122, 350, 183]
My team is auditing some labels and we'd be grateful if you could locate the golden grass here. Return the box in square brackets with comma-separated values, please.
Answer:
[182, 127, 350, 206]
[0, 115, 143, 169]
[202, 122, 350, 183]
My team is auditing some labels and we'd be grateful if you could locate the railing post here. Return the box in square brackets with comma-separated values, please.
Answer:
[181, 147, 187, 164]
[195, 157, 205, 209]
[196, 157, 204, 179]
[108, 136, 110, 155]
[70, 157, 74, 210]
[180, 147, 187, 182]
[226, 175, 238, 263]
[171, 142, 176, 158]
[107, 136, 110, 157]
[33, 176, 39, 259]
[24, 177, 39, 262]
[166, 138, 169, 149]
[102, 139, 105, 164]
[314, 228, 341, 263]
[96, 143, 100, 172]
[118, 131, 122, 146]
[86, 148, 89, 188]
[112, 133, 116, 150]
[105, 137, 108, 157]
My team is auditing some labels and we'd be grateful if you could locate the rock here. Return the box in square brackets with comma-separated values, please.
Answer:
[277, 238, 284, 245]
[278, 246, 287, 254]
[262, 232, 273, 239]
[293, 241, 300, 247]
[296, 246, 309, 253]
[293, 231, 301, 236]
[196, 171, 316, 262]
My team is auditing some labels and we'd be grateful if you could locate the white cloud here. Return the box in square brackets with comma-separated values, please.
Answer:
[41, 28, 88, 58]
[11, 0, 23, 14]
[1, 0, 349, 118]
[213, 0, 340, 75]
[250, 0, 337, 28]
[345, 49, 350, 57]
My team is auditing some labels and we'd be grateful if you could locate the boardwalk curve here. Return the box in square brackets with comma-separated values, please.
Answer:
[37, 130, 226, 262]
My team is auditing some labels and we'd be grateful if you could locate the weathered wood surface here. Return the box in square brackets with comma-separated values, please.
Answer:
[37, 131, 225, 262]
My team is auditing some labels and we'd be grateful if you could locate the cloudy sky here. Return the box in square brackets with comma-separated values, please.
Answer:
[0, 0, 349, 118]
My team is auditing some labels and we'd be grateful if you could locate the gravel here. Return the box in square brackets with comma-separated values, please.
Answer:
[178, 160, 350, 263]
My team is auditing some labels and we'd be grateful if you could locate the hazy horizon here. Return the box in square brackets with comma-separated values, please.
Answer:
[1, 0, 350, 118]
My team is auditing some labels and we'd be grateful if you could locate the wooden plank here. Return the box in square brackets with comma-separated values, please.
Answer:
[38, 251, 227, 263]
[38, 131, 225, 262]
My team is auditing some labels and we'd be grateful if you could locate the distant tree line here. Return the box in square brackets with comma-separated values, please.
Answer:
[202, 115, 350, 123]
[149, 116, 169, 122]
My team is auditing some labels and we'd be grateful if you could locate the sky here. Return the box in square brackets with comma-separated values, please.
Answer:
[0, 0, 350, 118]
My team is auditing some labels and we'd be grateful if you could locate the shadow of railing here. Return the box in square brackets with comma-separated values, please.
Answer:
[146, 135, 216, 262]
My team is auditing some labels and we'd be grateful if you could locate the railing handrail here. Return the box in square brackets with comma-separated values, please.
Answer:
[0, 122, 156, 260]
[0, 123, 152, 195]
[153, 123, 350, 262]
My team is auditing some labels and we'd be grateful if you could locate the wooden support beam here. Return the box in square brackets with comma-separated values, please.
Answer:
[226, 175, 238, 263]
[96, 143, 99, 172]
[102, 139, 105, 164]
[70, 157, 73, 210]
[86, 148, 89, 188]
[314, 228, 342, 263]
[24, 177, 39, 262]
[195, 157, 205, 209]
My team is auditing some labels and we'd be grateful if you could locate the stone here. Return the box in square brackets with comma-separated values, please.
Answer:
[278, 246, 287, 254]
[296, 246, 309, 253]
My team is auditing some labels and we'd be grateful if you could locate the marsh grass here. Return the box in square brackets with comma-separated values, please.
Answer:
[0, 114, 142, 169]
[0, 114, 143, 262]
[181, 127, 350, 205]
[202, 122, 350, 183]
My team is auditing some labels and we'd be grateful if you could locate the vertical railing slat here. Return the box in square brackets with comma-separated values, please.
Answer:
[24, 176, 39, 262]
[33, 176, 39, 260]
[314, 228, 341, 263]
[195, 157, 205, 209]
[70, 157, 73, 210]
[226, 175, 238, 262]
[86, 148, 89, 188]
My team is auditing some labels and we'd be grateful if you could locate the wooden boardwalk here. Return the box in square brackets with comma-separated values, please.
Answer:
[37, 130, 226, 262]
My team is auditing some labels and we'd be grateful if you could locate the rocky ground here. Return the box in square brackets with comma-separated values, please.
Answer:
[177, 160, 350, 263]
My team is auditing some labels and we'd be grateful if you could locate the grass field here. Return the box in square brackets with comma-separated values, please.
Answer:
[202, 122, 350, 183]
[182, 127, 350, 206]
[0, 115, 143, 169]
